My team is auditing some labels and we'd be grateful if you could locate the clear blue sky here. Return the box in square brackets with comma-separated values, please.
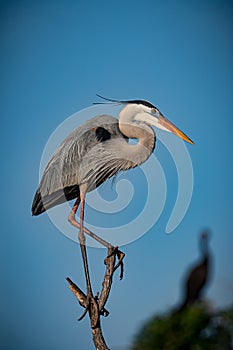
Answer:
[1, 1, 233, 349]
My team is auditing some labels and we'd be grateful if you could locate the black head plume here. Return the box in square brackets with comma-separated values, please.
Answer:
[93, 94, 157, 109]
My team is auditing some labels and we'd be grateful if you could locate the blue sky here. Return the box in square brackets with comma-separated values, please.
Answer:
[1, 1, 233, 349]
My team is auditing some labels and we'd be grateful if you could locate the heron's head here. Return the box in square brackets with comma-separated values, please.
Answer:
[95, 95, 194, 144]
[128, 100, 194, 144]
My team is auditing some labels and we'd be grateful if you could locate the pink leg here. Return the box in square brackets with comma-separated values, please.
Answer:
[68, 196, 80, 227]
[68, 197, 125, 281]
[68, 197, 112, 249]
[68, 196, 92, 294]
[68, 196, 98, 324]
[78, 198, 92, 295]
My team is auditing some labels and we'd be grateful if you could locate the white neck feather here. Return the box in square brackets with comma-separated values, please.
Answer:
[118, 104, 156, 167]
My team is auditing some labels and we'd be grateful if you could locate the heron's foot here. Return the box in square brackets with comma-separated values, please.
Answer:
[68, 211, 80, 229]
[94, 292, 110, 317]
[104, 246, 125, 280]
[99, 307, 110, 317]
[78, 292, 99, 328]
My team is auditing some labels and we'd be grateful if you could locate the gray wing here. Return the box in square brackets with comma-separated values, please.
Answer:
[32, 115, 127, 215]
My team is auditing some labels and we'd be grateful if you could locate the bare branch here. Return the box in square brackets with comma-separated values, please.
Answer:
[66, 277, 87, 307]
[66, 246, 125, 350]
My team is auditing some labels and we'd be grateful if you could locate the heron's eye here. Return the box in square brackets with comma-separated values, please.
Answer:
[151, 108, 158, 115]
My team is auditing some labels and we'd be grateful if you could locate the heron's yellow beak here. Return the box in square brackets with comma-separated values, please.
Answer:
[158, 116, 194, 144]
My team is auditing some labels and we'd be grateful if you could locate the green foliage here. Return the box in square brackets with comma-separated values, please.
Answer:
[131, 304, 233, 350]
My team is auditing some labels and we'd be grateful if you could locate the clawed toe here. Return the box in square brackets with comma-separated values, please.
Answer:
[78, 293, 99, 328]
[104, 246, 125, 280]
[100, 307, 110, 317]
[78, 304, 89, 321]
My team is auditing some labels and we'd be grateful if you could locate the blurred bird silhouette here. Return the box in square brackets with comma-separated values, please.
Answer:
[177, 231, 211, 312]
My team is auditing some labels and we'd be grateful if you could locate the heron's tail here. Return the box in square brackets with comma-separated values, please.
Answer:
[31, 190, 45, 216]
[31, 185, 81, 216]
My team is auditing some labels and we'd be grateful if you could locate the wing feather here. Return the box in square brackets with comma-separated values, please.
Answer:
[32, 115, 127, 215]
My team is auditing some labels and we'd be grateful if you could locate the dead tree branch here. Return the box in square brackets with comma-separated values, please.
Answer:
[66, 246, 125, 350]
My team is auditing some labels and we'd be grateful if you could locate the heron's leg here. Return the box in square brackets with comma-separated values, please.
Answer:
[68, 201, 111, 249]
[68, 196, 80, 223]
[71, 197, 98, 326]
[78, 198, 93, 295]
[68, 197, 92, 292]
[68, 198, 125, 279]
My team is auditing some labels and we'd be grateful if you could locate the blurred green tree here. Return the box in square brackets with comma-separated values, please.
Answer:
[131, 303, 233, 350]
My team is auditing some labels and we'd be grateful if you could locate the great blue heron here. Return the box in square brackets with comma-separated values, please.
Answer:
[177, 231, 211, 312]
[32, 95, 194, 317]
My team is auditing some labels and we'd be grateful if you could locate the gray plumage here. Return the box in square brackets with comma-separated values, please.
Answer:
[32, 113, 154, 215]
[32, 98, 193, 216]
[32, 97, 194, 324]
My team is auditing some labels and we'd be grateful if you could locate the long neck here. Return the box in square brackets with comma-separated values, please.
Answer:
[200, 237, 209, 261]
[118, 105, 156, 167]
